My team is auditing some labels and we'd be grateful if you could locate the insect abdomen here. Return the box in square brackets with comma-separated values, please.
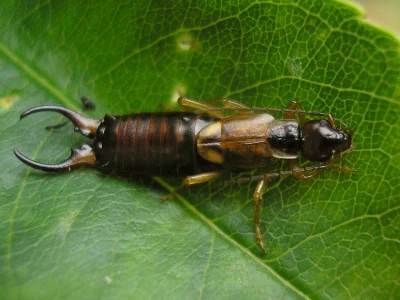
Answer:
[94, 112, 218, 175]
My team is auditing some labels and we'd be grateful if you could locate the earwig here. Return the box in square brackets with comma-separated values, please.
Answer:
[14, 97, 356, 254]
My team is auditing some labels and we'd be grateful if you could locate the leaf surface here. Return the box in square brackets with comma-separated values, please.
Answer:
[1, 0, 399, 299]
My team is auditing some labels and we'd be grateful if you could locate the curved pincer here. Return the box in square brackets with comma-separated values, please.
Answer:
[15, 105, 100, 172]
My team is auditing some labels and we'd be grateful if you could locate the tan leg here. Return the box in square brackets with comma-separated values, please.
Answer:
[327, 155, 358, 174]
[210, 99, 337, 126]
[335, 120, 352, 132]
[178, 97, 224, 118]
[335, 143, 355, 162]
[287, 159, 322, 181]
[178, 96, 253, 117]
[209, 97, 255, 114]
[211, 97, 250, 108]
[284, 101, 305, 125]
[183, 171, 224, 185]
[325, 114, 335, 127]
[253, 179, 268, 254]
[283, 100, 336, 127]
[287, 155, 357, 182]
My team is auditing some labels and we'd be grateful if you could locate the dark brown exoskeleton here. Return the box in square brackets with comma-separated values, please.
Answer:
[14, 97, 356, 253]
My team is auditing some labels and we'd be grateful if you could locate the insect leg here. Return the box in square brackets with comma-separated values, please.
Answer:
[283, 101, 305, 125]
[177, 97, 224, 118]
[287, 156, 357, 181]
[178, 97, 253, 116]
[282, 101, 335, 127]
[183, 171, 225, 185]
[287, 159, 322, 181]
[209, 97, 256, 114]
[211, 97, 250, 109]
[327, 155, 358, 174]
[253, 179, 268, 254]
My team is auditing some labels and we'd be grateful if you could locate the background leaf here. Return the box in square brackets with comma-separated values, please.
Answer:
[1, 0, 399, 299]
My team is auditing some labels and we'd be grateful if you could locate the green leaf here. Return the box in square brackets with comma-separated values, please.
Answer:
[1, 0, 399, 299]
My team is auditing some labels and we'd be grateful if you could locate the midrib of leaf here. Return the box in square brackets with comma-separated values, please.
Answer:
[154, 178, 309, 299]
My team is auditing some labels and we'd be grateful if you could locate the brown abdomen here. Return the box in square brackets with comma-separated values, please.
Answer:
[94, 112, 219, 176]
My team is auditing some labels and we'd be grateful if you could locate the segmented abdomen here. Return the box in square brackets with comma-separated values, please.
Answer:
[94, 112, 219, 175]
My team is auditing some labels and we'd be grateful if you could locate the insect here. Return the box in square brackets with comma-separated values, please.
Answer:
[14, 97, 356, 253]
